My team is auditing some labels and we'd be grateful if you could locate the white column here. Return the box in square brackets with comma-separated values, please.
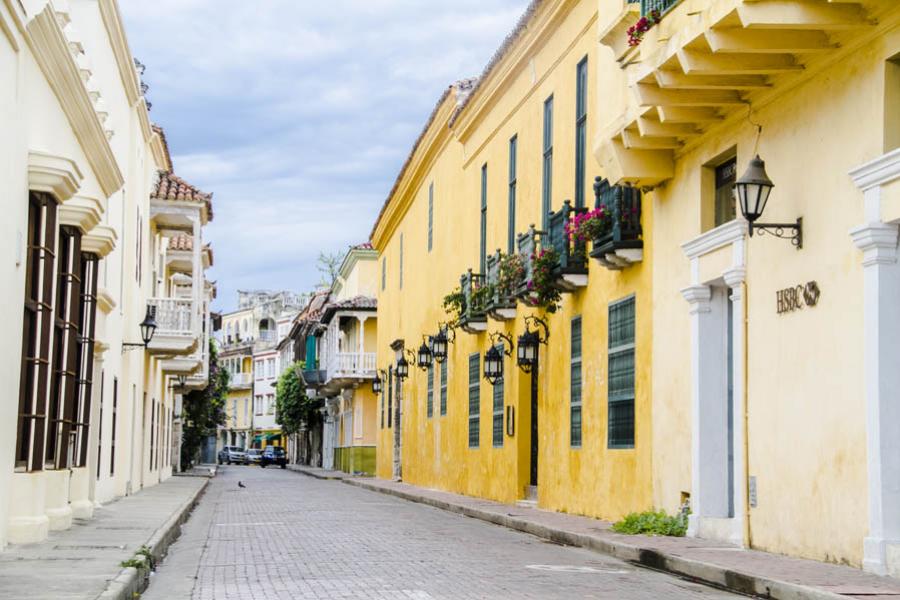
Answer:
[851, 222, 900, 576]
[724, 266, 747, 546]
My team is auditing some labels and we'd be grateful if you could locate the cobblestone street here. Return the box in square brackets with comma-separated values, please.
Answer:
[144, 467, 739, 599]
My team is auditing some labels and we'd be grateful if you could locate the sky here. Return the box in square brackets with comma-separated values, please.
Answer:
[120, 0, 528, 312]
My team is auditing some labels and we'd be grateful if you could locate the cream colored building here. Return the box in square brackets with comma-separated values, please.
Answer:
[0, 0, 212, 549]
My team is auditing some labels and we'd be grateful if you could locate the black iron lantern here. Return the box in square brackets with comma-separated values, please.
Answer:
[484, 345, 504, 385]
[516, 316, 549, 374]
[431, 329, 448, 363]
[417, 340, 433, 370]
[735, 155, 774, 228]
[139, 305, 157, 346]
[735, 154, 801, 247]
[372, 371, 383, 395]
[396, 355, 409, 380]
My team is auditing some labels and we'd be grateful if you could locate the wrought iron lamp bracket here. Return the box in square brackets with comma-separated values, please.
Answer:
[489, 332, 514, 356]
[524, 316, 550, 345]
[751, 217, 802, 249]
[437, 321, 457, 343]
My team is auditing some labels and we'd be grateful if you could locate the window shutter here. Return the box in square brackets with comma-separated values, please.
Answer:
[468, 353, 480, 448]
[608, 297, 636, 448]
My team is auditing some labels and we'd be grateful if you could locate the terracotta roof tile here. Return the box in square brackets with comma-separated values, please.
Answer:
[152, 170, 214, 219]
[168, 233, 193, 251]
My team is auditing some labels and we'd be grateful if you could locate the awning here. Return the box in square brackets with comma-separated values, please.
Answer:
[266, 433, 281, 441]
[253, 435, 263, 443]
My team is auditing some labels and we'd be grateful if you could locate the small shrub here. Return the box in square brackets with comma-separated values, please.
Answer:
[612, 509, 687, 537]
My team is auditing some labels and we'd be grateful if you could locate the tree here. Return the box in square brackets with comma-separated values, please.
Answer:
[317, 251, 342, 288]
[180, 339, 228, 470]
[275, 362, 320, 436]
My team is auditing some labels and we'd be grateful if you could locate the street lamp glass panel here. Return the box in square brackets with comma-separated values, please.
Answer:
[396, 356, 409, 379]
[140, 306, 158, 346]
[417, 342, 433, 369]
[484, 345, 503, 385]
[517, 331, 537, 368]
[431, 331, 447, 362]
[735, 155, 774, 224]
[372, 374, 383, 394]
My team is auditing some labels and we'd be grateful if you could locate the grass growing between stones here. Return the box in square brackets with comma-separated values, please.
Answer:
[612, 510, 687, 537]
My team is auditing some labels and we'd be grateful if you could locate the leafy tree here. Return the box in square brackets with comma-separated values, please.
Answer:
[275, 362, 321, 435]
[180, 339, 228, 470]
[317, 251, 342, 288]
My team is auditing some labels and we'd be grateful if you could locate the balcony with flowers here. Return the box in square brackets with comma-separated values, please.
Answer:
[483, 250, 522, 321]
[567, 178, 645, 270]
[444, 270, 489, 334]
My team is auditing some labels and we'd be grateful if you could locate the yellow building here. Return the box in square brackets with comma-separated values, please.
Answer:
[372, 0, 652, 519]
[371, 0, 900, 578]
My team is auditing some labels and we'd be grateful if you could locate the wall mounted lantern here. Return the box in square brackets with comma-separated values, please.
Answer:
[516, 316, 549, 374]
[395, 354, 410, 380]
[372, 369, 385, 394]
[417, 337, 433, 370]
[123, 305, 158, 351]
[484, 332, 513, 386]
[430, 323, 455, 363]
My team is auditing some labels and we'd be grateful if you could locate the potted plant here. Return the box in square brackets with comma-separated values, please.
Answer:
[442, 286, 465, 325]
[497, 253, 525, 299]
[626, 9, 661, 47]
[526, 247, 562, 313]
[566, 205, 612, 246]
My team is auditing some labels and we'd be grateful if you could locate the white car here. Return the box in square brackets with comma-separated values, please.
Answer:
[218, 446, 247, 465]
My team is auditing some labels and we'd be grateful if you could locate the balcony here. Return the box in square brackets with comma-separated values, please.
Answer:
[457, 269, 488, 333]
[546, 201, 589, 291]
[590, 178, 644, 270]
[597, 0, 885, 187]
[146, 298, 197, 355]
[230, 372, 253, 389]
[484, 250, 517, 321]
[320, 351, 376, 395]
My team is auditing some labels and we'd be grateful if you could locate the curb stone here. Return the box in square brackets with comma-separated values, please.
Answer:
[286, 465, 345, 480]
[342, 478, 848, 600]
[95, 479, 208, 600]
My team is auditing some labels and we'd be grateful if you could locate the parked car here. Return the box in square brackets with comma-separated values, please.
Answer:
[246, 448, 263, 465]
[218, 446, 247, 465]
[260, 446, 287, 469]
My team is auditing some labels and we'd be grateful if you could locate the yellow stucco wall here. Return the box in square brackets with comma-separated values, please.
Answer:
[373, 0, 653, 520]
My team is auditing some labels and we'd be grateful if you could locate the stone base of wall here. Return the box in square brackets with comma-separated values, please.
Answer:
[334, 446, 375, 476]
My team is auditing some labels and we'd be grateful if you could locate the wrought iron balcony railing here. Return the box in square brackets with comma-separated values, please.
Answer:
[641, 0, 680, 17]
[547, 200, 588, 291]
[458, 269, 488, 333]
[590, 177, 644, 270]
[484, 249, 517, 321]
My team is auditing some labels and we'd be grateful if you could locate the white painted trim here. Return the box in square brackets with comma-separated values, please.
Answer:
[58, 194, 103, 233]
[82, 224, 117, 258]
[849, 148, 900, 191]
[97, 0, 140, 107]
[28, 150, 82, 201]
[682, 219, 749, 260]
[850, 223, 899, 267]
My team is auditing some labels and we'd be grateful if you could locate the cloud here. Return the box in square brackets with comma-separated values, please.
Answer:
[120, 0, 528, 310]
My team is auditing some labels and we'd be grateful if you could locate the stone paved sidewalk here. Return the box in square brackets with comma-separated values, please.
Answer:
[333, 473, 900, 600]
[0, 475, 206, 600]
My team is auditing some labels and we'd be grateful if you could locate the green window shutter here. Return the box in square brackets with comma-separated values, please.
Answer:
[399, 233, 404, 289]
[427, 363, 434, 418]
[571, 316, 583, 447]
[492, 344, 504, 447]
[468, 353, 480, 448]
[305, 336, 317, 369]
[440, 360, 448, 416]
[608, 296, 636, 448]
[542, 95, 554, 231]
[575, 57, 588, 209]
[507, 135, 517, 254]
[428, 183, 434, 252]
[480, 164, 488, 274]
[387, 366, 393, 429]
[380, 384, 384, 429]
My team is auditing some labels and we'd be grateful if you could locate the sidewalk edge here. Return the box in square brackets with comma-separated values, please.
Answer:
[95, 479, 209, 600]
[342, 478, 846, 600]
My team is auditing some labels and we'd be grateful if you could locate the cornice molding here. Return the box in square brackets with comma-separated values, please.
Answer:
[850, 222, 899, 267]
[97, 0, 140, 107]
[0, 0, 22, 51]
[58, 194, 104, 233]
[681, 284, 712, 314]
[26, 6, 124, 197]
[849, 148, 900, 192]
[682, 219, 749, 260]
[28, 150, 82, 201]
[148, 117, 170, 171]
[96, 287, 116, 314]
[82, 224, 117, 258]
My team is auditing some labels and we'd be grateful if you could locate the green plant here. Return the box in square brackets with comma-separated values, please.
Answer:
[180, 340, 228, 471]
[276, 362, 320, 436]
[442, 286, 466, 322]
[470, 282, 493, 312]
[120, 545, 154, 570]
[566, 206, 613, 244]
[497, 253, 526, 298]
[611, 510, 687, 537]
[527, 247, 562, 313]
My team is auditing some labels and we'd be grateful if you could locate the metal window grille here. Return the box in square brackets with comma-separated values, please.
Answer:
[492, 345, 504, 447]
[641, 0, 680, 17]
[427, 363, 434, 418]
[468, 353, 480, 448]
[387, 366, 393, 429]
[608, 296, 636, 448]
[508, 135, 517, 254]
[571, 316, 583, 447]
[575, 58, 588, 209]
[542, 96, 554, 230]
[480, 164, 488, 274]
[440, 360, 448, 416]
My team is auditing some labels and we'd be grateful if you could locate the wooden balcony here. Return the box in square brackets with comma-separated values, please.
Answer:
[546, 201, 589, 291]
[597, 0, 888, 186]
[458, 269, 488, 333]
[590, 178, 644, 270]
[484, 250, 517, 321]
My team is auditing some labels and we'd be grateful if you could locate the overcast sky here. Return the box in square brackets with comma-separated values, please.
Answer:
[120, 0, 527, 311]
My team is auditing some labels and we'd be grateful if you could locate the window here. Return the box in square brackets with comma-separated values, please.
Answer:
[267, 358, 275, 378]
[426, 363, 434, 418]
[399, 233, 404, 289]
[150, 397, 157, 471]
[508, 135, 517, 253]
[440, 360, 448, 416]
[135, 209, 142, 284]
[381, 257, 386, 291]
[575, 57, 588, 209]
[16, 192, 58, 471]
[387, 366, 393, 428]
[571, 316, 583, 447]
[255, 395, 263, 416]
[380, 379, 385, 429]
[96, 371, 104, 479]
[75, 252, 99, 467]
[267, 394, 275, 415]
[110, 377, 117, 476]
[542, 95, 554, 230]
[608, 296, 636, 448]
[427, 182, 434, 252]
[468, 353, 480, 448]
[480, 164, 488, 274]
[492, 345, 504, 448]
[244, 397, 249, 425]
[714, 157, 737, 227]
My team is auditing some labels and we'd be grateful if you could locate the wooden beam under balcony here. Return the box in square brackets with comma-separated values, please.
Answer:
[622, 129, 682, 150]
[596, 139, 673, 188]
[677, 49, 803, 75]
[655, 70, 772, 90]
[636, 117, 700, 138]
[736, 1, 872, 30]
[635, 83, 746, 108]
[705, 28, 837, 53]
[657, 107, 722, 124]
